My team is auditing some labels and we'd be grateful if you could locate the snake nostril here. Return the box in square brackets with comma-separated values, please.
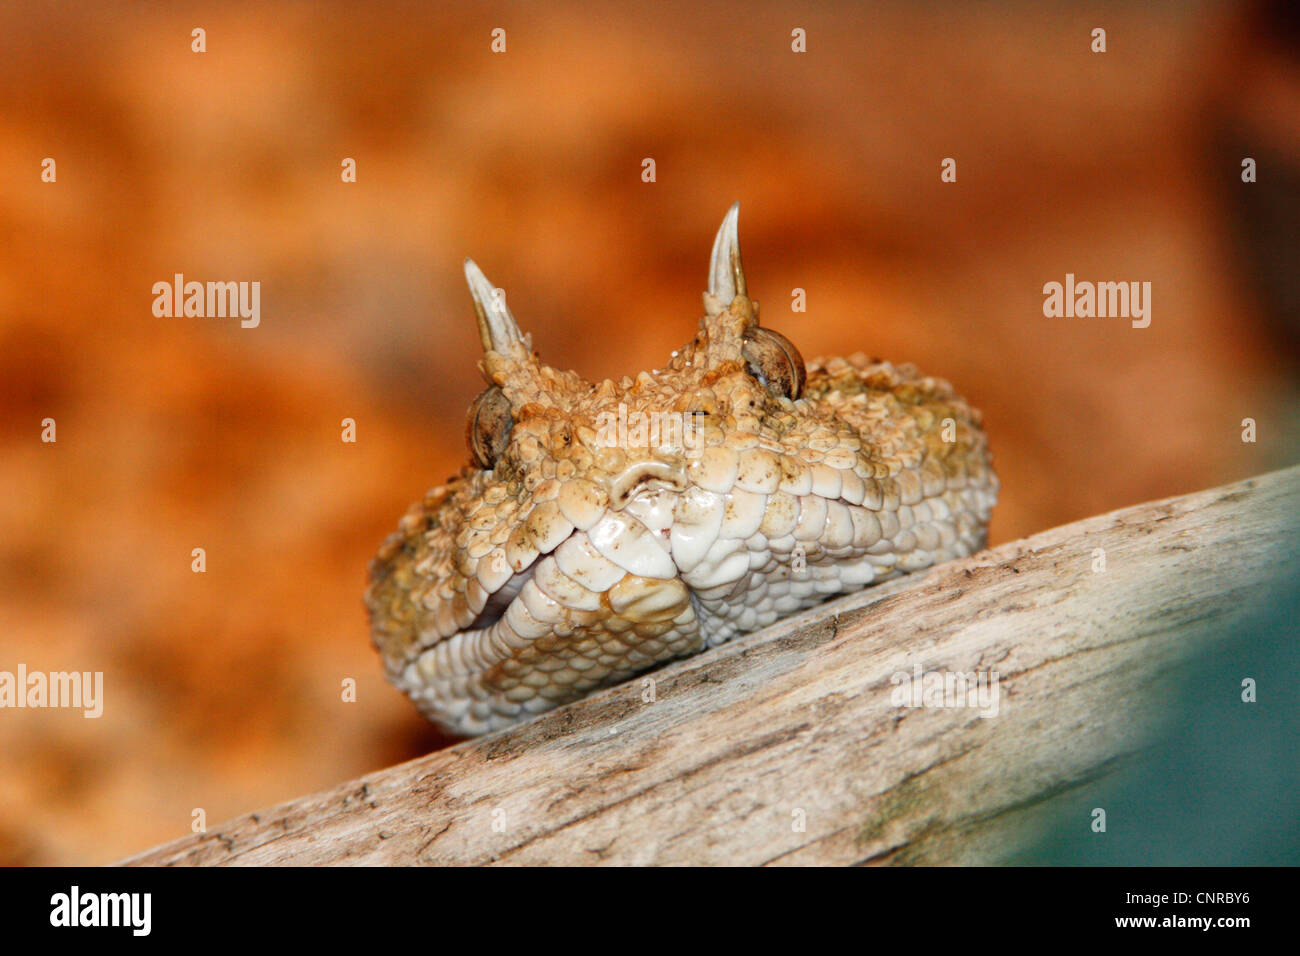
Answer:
[607, 460, 688, 508]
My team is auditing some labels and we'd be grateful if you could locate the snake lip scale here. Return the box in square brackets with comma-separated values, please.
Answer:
[365, 204, 998, 735]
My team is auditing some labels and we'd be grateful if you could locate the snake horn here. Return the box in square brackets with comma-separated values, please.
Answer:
[707, 202, 747, 312]
[464, 258, 524, 353]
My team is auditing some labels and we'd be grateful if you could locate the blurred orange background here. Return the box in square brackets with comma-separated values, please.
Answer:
[1, 1, 1296, 864]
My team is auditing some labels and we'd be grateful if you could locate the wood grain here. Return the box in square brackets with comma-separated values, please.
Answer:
[123, 465, 1300, 866]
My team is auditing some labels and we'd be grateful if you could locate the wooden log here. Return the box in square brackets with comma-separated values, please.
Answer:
[123, 465, 1300, 866]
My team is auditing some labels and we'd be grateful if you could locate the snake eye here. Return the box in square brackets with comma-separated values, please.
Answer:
[742, 327, 806, 400]
[466, 386, 513, 469]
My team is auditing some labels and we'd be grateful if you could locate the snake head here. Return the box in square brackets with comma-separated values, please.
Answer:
[463, 203, 808, 505]
[366, 204, 997, 734]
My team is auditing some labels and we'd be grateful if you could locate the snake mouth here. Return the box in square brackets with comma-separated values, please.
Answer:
[398, 494, 694, 735]
[466, 559, 538, 634]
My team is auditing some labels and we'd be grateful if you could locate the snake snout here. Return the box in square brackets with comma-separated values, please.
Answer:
[607, 459, 688, 509]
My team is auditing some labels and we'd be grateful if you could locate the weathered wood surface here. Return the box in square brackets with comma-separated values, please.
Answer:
[124, 465, 1300, 866]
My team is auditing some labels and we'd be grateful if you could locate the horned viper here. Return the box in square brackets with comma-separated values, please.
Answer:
[366, 205, 997, 735]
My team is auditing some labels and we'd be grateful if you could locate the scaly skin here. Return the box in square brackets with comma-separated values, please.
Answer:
[366, 206, 997, 735]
